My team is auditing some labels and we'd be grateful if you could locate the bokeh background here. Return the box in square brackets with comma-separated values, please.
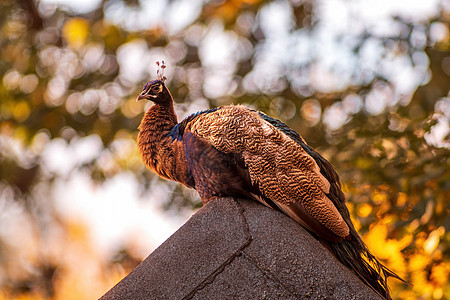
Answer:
[0, 0, 449, 299]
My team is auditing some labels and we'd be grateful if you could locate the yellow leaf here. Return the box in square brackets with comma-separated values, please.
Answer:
[396, 192, 408, 206]
[364, 223, 388, 258]
[430, 262, 449, 287]
[424, 229, 441, 254]
[13, 100, 30, 122]
[433, 288, 444, 299]
[63, 18, 89, 48]
[357, 203, 372, 218]
[14, 125, 28, 142]
[371, 190, 388, 204]
[409, 253, 430, 271]
[243, 0, 262, 4]
[397, 233, 413, 250]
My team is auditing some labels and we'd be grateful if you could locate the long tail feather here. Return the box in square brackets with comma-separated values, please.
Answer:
[289, 132, 408, 299]
[327, 230, 406, 299]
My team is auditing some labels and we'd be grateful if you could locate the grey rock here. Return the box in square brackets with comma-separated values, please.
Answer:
[101, 197, 382, 299]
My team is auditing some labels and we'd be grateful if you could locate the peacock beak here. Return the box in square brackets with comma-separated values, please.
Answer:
[137, 90, 156, 101]
[136, 93, 147, 101]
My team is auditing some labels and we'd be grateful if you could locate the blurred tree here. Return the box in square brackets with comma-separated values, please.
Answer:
[0, 0, 448, 299]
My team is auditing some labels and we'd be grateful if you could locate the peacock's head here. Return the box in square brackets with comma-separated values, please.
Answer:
[137, 80, 168, 103]
[137, 61, 171, 104]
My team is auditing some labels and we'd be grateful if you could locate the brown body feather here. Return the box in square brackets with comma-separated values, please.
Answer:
[187, 105, 350, 241]
[137, 80, 405, 299]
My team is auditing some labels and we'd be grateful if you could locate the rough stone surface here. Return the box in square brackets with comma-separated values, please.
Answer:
[101, 197, 382, 300]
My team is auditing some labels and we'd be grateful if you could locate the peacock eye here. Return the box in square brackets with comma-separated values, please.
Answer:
[151, 84, 161, 92]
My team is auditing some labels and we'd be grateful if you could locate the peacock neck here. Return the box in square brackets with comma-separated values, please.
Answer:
[137, 102, 179, 180]
[139, 102, 178, 133]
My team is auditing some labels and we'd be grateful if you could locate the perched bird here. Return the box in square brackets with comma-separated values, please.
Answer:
[137, 64, 405, 299]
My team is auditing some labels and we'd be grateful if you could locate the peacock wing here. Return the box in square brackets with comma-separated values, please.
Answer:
[187, 105, 350, 241]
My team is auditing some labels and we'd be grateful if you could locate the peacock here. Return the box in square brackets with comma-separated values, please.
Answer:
[137, 63, 405, 299]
